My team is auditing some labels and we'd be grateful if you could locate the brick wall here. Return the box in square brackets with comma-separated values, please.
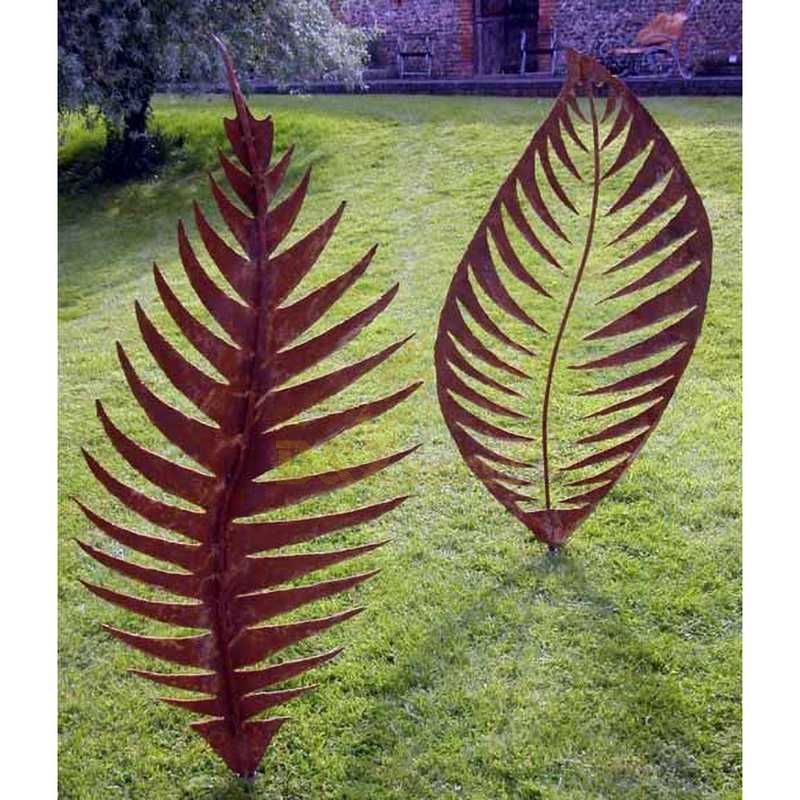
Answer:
[536, 0, 557, 72]
[539, 0, 557, 31]
[554, 0, 742, 74]
[334, 0, 475, 78]
[336, 0, 742, 78]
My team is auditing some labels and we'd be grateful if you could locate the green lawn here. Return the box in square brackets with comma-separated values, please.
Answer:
[58, 92, 741, 800]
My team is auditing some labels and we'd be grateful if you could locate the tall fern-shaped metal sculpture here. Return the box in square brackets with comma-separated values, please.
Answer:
[435, 51, 711, 550]
[76, 38, 420, 777]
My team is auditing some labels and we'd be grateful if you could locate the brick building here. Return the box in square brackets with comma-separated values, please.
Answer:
[334, 0, 742, 78]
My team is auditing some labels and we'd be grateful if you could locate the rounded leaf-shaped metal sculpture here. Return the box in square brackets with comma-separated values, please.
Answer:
[435, 51, 712, 549]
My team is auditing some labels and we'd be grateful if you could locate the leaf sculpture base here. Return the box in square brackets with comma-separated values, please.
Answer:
[76, 37, 420, 778]
[435, 51, 712, 549]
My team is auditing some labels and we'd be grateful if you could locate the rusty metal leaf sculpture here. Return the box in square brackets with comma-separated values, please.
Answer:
[435, 51, 711, 550]
[76, 37, 420, 777]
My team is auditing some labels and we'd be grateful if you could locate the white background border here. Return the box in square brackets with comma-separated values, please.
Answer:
[0, 0, 58, 794]
[1, 0, 792, 795]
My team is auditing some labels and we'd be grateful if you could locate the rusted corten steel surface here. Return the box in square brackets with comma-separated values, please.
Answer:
[76, 37, 420, 777]
[435, 50, 712, 549]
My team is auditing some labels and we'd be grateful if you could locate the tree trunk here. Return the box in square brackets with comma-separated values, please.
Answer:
[103, 91, 157, 180]
[123, 103, 149, 146]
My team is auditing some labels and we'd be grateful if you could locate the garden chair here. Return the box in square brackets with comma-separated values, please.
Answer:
[611, 8, 694, 79]
[397, 33, 434, 78]
[520, 28, 560, 76]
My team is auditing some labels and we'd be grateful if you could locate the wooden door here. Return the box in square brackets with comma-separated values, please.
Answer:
[475, 0, 539, 75]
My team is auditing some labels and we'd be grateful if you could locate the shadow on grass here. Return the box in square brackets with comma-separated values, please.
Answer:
[58, 100, 341, 319]
[58, 151, 322, 317]
[200, 777, 259, 800]
[336, 544, 707, 796]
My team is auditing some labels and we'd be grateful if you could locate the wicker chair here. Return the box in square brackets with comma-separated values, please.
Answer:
[611, 6, 697, 79]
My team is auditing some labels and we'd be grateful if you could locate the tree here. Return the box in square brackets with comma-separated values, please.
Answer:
[58, 1, 370, 178]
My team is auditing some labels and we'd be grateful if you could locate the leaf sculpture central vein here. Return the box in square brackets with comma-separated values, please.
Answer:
[541, 87, 601, 510]
[435, 50, 712, 548]
[76, 36, 421, 779]
[206, 50, 273, 738]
